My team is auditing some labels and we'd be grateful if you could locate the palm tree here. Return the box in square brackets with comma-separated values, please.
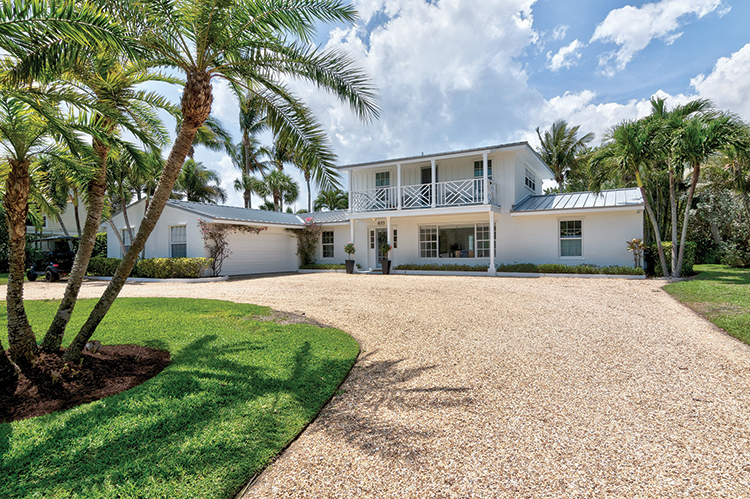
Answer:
[313, 188, 348, 211]
[174, 159, 227, 204]
[64, 0, 379, 362]
[707, 144, 750, 222]
[262, 169, 299, 211]
[234, 174, 267, 209]
[536, 120, 594, 191]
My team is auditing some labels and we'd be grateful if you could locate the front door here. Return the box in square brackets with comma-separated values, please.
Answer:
[369, 228, 388, 269]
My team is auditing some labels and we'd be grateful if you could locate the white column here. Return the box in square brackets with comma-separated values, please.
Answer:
[483, 152, 489, 205]
[386, 217, 392, 264]
[489, 210, 496, 275]
[431, 159, 436, 208]
[347, 171, 353, 212]
[397, 163, 402, 210]
[350, 219, 354, 243]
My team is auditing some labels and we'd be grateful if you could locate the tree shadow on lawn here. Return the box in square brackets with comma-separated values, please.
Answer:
[694, 267, 750, 285]
[1, 333, 353, 499]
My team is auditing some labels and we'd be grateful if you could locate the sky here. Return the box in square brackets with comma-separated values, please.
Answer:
[187, 0, 750, 210]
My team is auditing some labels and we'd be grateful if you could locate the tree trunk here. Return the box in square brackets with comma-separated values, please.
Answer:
[4, 158, 38, 366]
[64, 69, 213, 363]
[120, 191, 134, 245]
[675, 163, 700, 277]
[55, 213, 71, 237]
[669, 169, 677, 276]
[636, 172, 669, 278]
[72, 194, 82, 237]
[709, 221, 722, 245]
[108, 218, 127, 255]
[244, 191, 251, 209]
[42, 136, 110, 352]
[0, 342, 17, 396]
[306, 173, 312, 213]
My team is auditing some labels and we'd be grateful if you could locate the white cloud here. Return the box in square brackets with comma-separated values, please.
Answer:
[551, 24, 568, 41]
[591, 0, 728, 76]
[547, 39, 583, 71]
[691, 42, 750, 120]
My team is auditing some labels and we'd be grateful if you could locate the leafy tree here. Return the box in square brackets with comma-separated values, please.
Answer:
[174, 159, 227, 204]
[536, 120, 594, 191]
[63, 0, 379, 363]
[313, 188, 348, 211]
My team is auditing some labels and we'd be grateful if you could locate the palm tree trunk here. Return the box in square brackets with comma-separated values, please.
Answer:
[675, 163, 700, 277]
[4, 158, 38, 366]
[0, 342, 17, 396]
[63, 70, 213, 363]
[306, 173, 312, 213]
[108, 218, 127, 255]
[120, 191, 134, 245]
[55, 213, 71, 237]
[72, 193, 82, 237]
[636, 172, 669, 278]
[42, 136, 110, 352]
[244, 191, 251, 209]
[709, 221, 722, 245]
[669, 169, 677, 275]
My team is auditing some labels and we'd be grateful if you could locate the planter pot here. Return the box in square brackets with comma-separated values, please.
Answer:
[381, 259, 391, 275]
[345, 259, 355, 274]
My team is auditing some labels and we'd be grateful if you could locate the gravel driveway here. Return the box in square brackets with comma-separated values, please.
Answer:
[20, 274, 750, 497]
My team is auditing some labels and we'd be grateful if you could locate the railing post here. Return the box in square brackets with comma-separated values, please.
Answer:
[483, 153, 488, 205]
[431, 159, 436, 208]
[397, 163, 402, 210]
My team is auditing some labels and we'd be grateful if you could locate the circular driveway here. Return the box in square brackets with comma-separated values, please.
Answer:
[22, 274, 750, 497]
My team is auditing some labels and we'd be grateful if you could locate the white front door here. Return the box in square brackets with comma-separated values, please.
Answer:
[369, 228, 388, 269]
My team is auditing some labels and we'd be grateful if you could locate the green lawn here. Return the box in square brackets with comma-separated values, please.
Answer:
[1, 298, 359, 499]
[0, 273, 8, 285]
[664, 264, 750, 345]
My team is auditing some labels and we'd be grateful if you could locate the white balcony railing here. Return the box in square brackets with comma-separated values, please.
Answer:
[350, 179, 497, 212]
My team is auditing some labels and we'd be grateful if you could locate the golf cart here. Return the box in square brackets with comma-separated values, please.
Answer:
[26, 236, 77, 282]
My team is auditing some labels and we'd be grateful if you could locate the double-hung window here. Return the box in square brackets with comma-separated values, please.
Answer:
[121, 229, 132, 256]
[170, 225, 187, 258]
[525, 168, 536, 192]
[419, 226, 438, 258]
[559, 220, 582, 257]
[322, 231, 334, 258]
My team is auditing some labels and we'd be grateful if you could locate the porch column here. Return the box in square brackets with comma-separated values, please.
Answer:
[350, 218, 355, 271]
[431, 159, 436, 208]
[489, 210, 496, 275]
[386, 216, 392, 265]
[397, 163, 402, 210]
[347, 172, 353, 212]
[483, 152, 489, 205]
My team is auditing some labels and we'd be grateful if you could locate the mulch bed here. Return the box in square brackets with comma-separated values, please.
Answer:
[0, 345, 170, 423]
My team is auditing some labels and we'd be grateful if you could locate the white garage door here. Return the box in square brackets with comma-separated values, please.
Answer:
[220, 229, 298, 275]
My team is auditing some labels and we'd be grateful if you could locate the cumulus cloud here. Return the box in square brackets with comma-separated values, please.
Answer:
[551, 24, 568, 41]
[591, 0, 728, 76]
[547, 39, 583, 71]
[691, 42, 750, 120]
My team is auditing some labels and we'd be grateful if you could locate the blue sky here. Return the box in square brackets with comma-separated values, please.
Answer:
[191, 0, 750, 209]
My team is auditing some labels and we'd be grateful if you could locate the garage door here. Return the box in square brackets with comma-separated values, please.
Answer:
[220, 229, 298, 275]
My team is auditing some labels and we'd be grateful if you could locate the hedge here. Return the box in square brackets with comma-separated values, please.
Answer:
[498, 262, 644, 276]
[393, 263, 491, 272]
[136, 258, 212, 279]
[300, 263, 361, 270]
[645, 241, 696, 276]
[87, 257, 213, 278]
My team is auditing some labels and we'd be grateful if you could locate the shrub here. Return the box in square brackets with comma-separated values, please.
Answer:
[135, 258, 213, 279]
[286, 218, 322, 266]
[300, 263, 347, 270]
[645, 241, 697, 276]
[497, 262, 644, 276]
[496, 263, 538, 273]
[87, 257, 122, 276]
[394, 263, 490, 272]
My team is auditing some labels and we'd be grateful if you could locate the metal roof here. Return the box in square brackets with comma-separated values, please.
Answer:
[512, 188, 644, 213]
[166, 199, 350, 225]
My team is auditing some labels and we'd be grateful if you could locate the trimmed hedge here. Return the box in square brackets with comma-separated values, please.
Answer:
[87, 257, 121, 276]
[498, 262, 644, 276]
[394, 263, 491, 272]
[300, 263, 360, 270]
[87, 257, 213, 278]
[136, 258, 212, 279]
[645, 241, 696, 276]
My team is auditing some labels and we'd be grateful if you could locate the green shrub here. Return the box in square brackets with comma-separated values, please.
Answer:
[300, 263, 361, 270]
[497, 262, 644, 276]
[496, 263, 538, 273]
[87, 257, 122, 276]
[393, 263, 490, 271]
[646, 241, 697, 276]
[135, 258, 213, 279]
[92, 232, 107, 258]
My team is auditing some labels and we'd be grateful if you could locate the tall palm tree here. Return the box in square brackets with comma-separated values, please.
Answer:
[263, 169, 299, 211]
[536, 120, 594, 191]
[64, 0, 379, 363]
[174, 159, 227, 204]
[313, 188, 348, 211]
[234, 174, 267, 209]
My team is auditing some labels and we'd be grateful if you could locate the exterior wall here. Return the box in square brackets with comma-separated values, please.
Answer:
[316, 224, 355, 263]
[498, 209, 644, 267]
[27, 202, 89, 236]
[221, 226, 299, 275]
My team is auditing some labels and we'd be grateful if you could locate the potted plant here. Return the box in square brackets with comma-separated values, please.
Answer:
[344, 242, 356, 274]
[380, 242, 392, 275]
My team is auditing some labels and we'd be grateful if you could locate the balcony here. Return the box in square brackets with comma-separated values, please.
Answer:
[351, 178, 497, 213]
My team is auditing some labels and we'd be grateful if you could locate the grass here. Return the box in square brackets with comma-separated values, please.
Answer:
[664, 264, 750, 345]
[1, 298, 359, 499]
[0, 273, 7, 285]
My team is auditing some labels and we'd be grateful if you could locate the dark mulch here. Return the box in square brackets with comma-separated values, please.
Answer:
[0, 345, 170, 423]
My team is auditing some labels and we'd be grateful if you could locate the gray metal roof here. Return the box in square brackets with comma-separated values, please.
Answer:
[512, 188, 644, 213]
[166, 199, 350, 225]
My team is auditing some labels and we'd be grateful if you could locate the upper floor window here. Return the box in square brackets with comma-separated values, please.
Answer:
[170, 225, 187, 258]
[473, 160, 493, 180]
[322, 231, 334, 258]
[375, 171, 390, 187]
[559, 220, 582, 257]
[525, 168, 536, 192]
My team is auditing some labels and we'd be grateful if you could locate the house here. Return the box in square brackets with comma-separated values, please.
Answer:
[27, 201, 89, 238]
[107, 142, 645, 276]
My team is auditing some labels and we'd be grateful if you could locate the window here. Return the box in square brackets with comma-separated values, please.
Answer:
[170, 225, 187, 258]
[439, 226, 475, 258]
[121, 229, 132, 256]
[525, 168, 536, 192]
[473, 160, 493, 180]
[322, 231, 334, 258]
[419, 226, 438, 258]
[476, 223, 491, 258]
[370, 229, 375, 249]
[375, 171, 390, 187]
[560, 220, 582, 257]
[393, 229, 398, 249]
